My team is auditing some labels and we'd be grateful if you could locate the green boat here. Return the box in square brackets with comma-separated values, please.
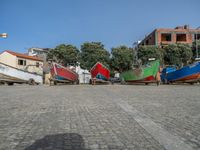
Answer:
[120, 60, 160, 83]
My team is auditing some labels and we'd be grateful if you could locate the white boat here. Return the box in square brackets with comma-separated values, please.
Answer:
[0, 62, 42, 85]
[75, 66, 91, 84]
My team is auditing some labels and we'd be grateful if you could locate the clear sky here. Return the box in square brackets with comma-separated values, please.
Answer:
[0, 0, 199, 53]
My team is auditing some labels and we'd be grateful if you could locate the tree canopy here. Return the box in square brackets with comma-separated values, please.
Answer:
[137, 46, 164, 64]
[47, 44, 79, 66]
[110, 46, 134, 72]
[46, 42, 195, 71]
[164, 44, 192, 66]
[79, 42, 110, 70]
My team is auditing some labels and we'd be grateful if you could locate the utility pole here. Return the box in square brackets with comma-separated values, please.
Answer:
[132, 43, 135, 65]
[195, 27, 200, 60]
[195, 34, 199, 58]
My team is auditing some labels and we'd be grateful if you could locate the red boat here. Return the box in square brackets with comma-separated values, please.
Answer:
[50, 62, 79, 84]
[90, 62, 110, 82]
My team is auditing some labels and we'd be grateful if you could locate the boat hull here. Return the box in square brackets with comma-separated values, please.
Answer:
[126, 75, 156, 83]
[0, 62, 42, 83]
[90, 62, 110, 81]
[51, 63, 79, 82]
[120, 60, 160, 83]
[161, 62, 200, 83]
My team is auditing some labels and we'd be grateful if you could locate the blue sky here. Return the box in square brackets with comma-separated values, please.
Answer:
[0, 0, 199, 53]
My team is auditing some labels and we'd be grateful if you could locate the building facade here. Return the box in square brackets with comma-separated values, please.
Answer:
[28, 47, 49, 61]
[139, 25, 200, 47]
[0, 50, 43, 75]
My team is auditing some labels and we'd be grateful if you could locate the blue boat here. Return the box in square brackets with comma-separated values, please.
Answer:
[161, 61, 200, 83]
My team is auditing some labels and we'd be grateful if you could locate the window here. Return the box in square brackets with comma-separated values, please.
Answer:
[146, 40, 149, 45]
[18, 60, 23, 65]
[176, 34, 187, 42]
[194, 34, 200, 40]
[161, 33, 171, 42]
[198, 34, 200, 40]
[18, 59, 26, 66]
[36, 62, 40, 67]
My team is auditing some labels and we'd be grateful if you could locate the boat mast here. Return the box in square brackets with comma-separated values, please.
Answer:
[132, 41, 139, 66]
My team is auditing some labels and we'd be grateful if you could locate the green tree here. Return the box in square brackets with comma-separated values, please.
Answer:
[47, 44, 79, 66]
[110, 46, 134, 72]
[79, 42, 110, 70]
[137, 46, 164, 64]
[164, 44, 192, 66]
[178, 43, 193, 65]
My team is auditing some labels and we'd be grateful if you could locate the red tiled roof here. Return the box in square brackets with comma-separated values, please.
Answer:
[4, 50, 43, 62]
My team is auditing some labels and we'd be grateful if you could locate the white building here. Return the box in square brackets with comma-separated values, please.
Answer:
[75, 66, 91, 84]
[28, 47, 49, 61]
[0, 50, 43, 75]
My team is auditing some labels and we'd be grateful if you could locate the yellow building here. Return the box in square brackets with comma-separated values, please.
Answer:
[0, 50, 43, 75]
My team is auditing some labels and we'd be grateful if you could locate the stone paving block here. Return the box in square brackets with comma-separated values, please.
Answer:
[0, 85, 199, 150]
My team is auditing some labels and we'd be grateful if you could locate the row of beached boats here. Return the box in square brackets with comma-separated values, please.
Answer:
[49, 60, 200, 85]
[121, 60, 200, 84]
[0, 60, 200, 85]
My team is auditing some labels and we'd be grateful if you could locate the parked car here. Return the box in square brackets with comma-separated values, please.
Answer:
[109, 77, 121, 84]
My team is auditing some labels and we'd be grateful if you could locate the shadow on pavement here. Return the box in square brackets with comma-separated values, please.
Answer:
[24, 133, 90, 150]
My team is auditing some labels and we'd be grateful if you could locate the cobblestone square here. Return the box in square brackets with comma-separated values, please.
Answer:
[0, 85, 200, 150]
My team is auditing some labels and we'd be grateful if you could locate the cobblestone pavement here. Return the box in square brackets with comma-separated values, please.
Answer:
[0, 84, 200, 150]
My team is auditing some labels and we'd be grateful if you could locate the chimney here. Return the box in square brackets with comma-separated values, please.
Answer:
[184, 25, 189, 29]
[175, 26, 184, 29]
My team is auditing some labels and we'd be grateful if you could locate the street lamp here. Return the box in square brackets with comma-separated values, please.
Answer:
[0, 33, 8, 38]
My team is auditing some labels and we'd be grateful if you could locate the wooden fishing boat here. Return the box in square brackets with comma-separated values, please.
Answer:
[120, 60, 160, 84]
[0, 62, 42, 85]
[161, 61, 200, 83]
[90, 62, 110, 84]
[50, 62, 79, 85]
